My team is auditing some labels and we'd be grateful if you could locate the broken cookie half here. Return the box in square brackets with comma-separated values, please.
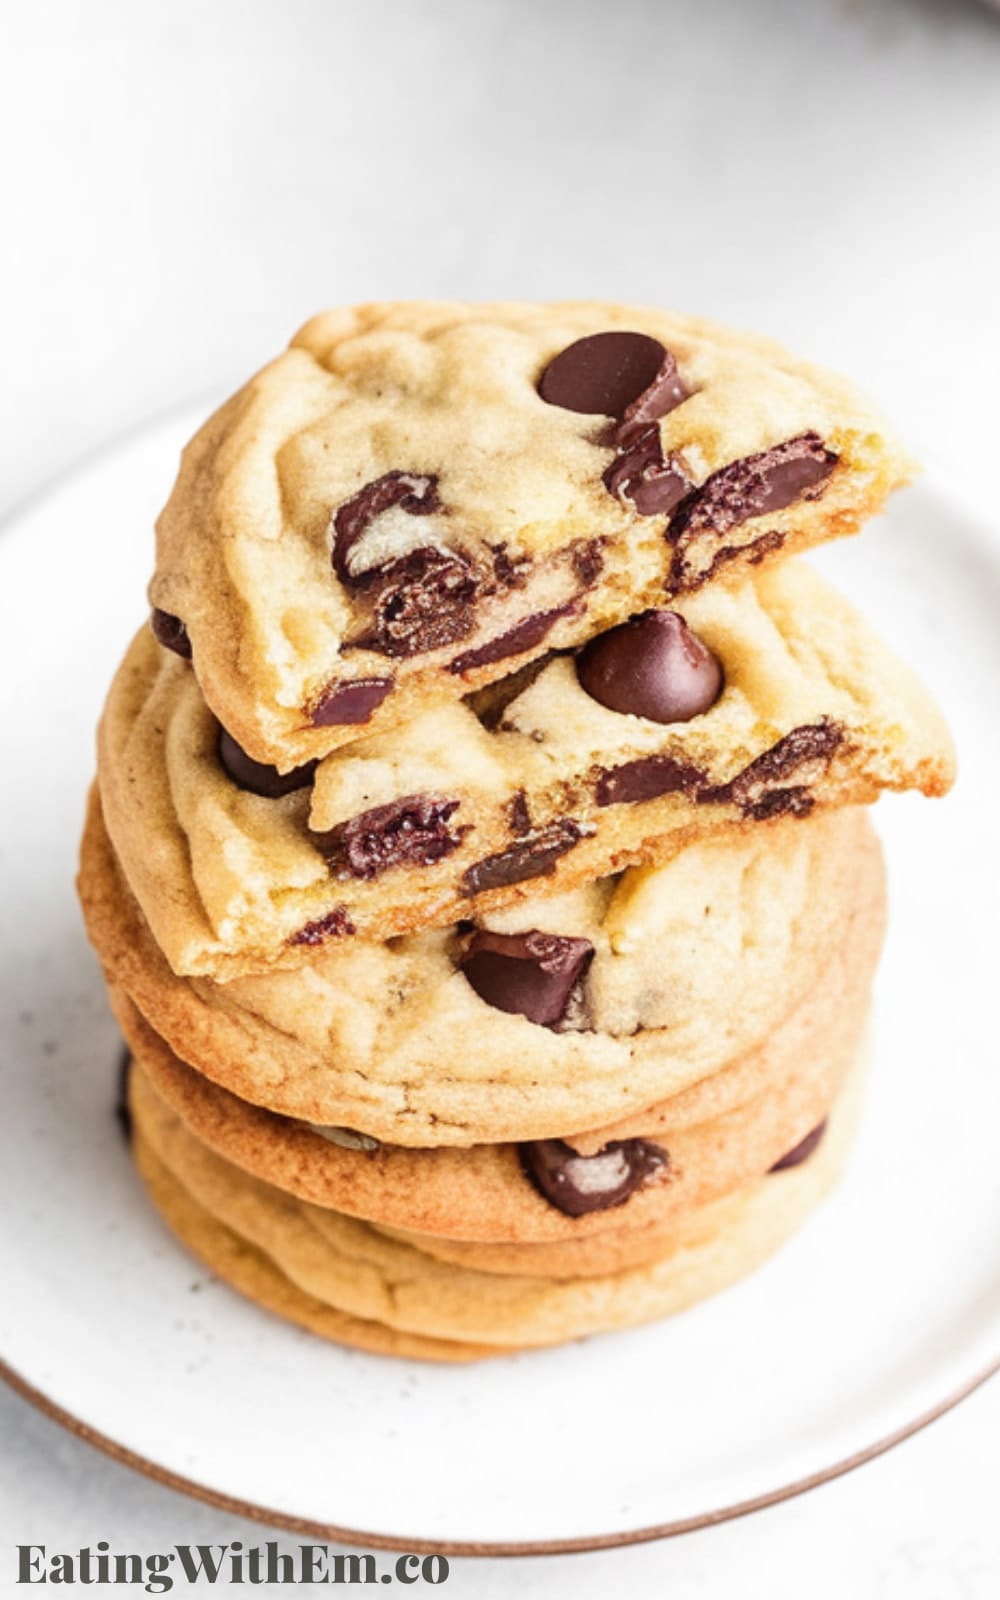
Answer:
[149, 301, 914, 769]
[98, 560, 953, 978]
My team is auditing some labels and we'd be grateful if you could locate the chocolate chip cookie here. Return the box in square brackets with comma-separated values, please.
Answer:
[128, 1046, 866, 1357]
[81, 798, 884, 1143]
[150, 301, 913, 769]
[99, 560, 950, 976]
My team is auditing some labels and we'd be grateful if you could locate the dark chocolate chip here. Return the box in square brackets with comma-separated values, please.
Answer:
[730, 720, 844, 786]
[331, 471, 440, 583]
[594, 754, 706, 807]
[520, 1137, 668, 1216]
[310, 676, 394, 727]
[353, 547, 478, 658]
[672, 527, 787, 592]
[577, 610, 723, 724]
[621, 349, 689, 426]
[315, 794, 464, 880]
[288, 906, 356, 946]
[604, 423, 692, 516]
[769, 1119, 828, 1172]
[669, 433, 839, 540]
[489, 543, 529, 590]
[462, 930, 594, 1028]
[218, 728, 317, 798]
[150, 608, 192, 658]
[448, 602, 579, 676]
[115, 1047, 132, 1144]
[745, 529, 787, 566]
[462, 819, 584, 897]
[507, 789, 532, 837]
[699, 721, 844, 819]
[571, 539, 606, 588]
[538, 332, 687, 421]
[741, 787, 815, 822]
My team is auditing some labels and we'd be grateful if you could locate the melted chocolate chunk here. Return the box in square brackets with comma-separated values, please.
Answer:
[571, 539, 606, 588]
[507, 789, 532, 836]
[673, 527, 787, 592]
[150, 608, 192, 659]
[699, 720, 844, 817]
[448, 602, 579, 676]
[604, 423, 692, 516]
[115, 1047, 132, 1143]
[462, 820, 584, 896]
[742, 787, 815, 822]
[489, 543, 529, 590]
[577, 610, 723, 724]
[669, 433, 838, 541]
[769, 1119, 828, 1172]
[520, 1137, 668, 1216]
[316, 795, 464, 880]
[353, 546, 478, 658]
[310, 676, 394, 727]
[462, 930, 594, 1028]
[595, 755, 705, 808]
[218, 728, 316, 798]
[745, 529, 788, 567]
[331, 471, 440, 583]
[624, 350, 688, 425]
[733, 720, 844, 785]
[288, 906, 356, 946]
[538, 332, 687, 421]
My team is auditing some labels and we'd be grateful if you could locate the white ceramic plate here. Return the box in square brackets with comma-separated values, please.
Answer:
[1, 413, 997, 1553]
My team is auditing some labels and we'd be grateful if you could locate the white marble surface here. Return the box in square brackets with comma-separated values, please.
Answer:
[2, 0, 998, 1593]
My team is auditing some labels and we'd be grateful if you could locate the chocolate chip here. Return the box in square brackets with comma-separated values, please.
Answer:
[316, 794, 464, 880]
[288, 907, 356, 946]
[699, 720, 843, 815]
[462, 930, 594, 1027]
[571, 539, 606, 588]
[673, 527, 787, 592]
[520, 1138, 668, 1216]
[218, 728, 316, 798]
[769, 1119, 828, 1172]
[669, 433, 838, 541]
[448, 602, 579, 676]
[577, 610, 723, 724]
[115, 1047, 132, 1144]
[741, 787, 815, 822]
[150, 608, 192, 658]
[604, 423, 692, 516]
[731, 720, 843, 785]
[310, 676, 394, 727]
[331, 471, 440, 584]
[538, 332, 687, 421]
[353, 547, 478, 658]
[594, 754, 705, 807]
[489, 543, 529, 590]
[462, 820, 584, 896]
[507, 790, 532, 836]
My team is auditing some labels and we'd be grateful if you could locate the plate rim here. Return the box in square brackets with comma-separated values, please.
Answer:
[2, 415, 999, 1555]
[2, 1354, 996, 1556]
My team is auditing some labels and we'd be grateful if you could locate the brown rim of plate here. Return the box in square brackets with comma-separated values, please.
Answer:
[1, 1353, 997, 1556]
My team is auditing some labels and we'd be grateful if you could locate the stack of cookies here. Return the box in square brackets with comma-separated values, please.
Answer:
[78, 302, 954, 1361]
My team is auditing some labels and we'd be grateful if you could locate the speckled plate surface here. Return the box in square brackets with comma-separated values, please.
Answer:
[0, 413, 997, 1553]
